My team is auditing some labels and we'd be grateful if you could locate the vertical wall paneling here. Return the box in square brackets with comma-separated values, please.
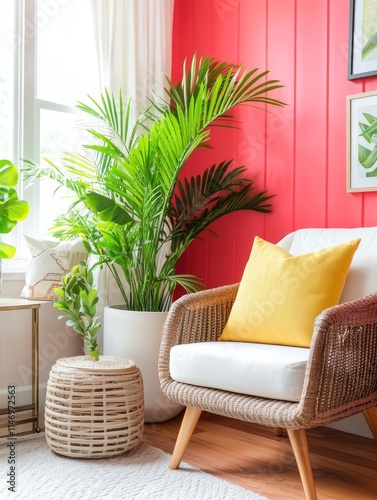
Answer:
[327, 0, 364, 227]
[204, 3, 241, 288]
[234, 0, 270, 278]
[172, 0, 377, 290]
[264, 0, 296, 243]
[362, 71, 377, 224]
[294, 0, 328, 228]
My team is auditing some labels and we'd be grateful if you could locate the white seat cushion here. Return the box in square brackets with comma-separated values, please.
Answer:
[170, 342, 310, 402]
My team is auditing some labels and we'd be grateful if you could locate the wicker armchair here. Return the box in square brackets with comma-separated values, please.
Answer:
[159, 227, 377, 500]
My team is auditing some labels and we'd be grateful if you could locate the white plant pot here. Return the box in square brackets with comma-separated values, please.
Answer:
[103, 305, 183, 423]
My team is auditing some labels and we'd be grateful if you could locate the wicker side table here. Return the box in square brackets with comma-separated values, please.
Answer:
[45, 356, 144, 458]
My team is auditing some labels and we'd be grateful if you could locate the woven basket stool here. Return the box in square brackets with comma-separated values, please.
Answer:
[45, 356, 144, 458]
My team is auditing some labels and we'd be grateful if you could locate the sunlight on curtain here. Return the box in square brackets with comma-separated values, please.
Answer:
[91, 0, 175, 123]
[89, 0, 175, 311]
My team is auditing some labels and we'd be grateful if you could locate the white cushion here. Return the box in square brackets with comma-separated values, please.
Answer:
[278, 226, 377, 302]
[170, 342, 309, 402]
[21, 236, 88, 301]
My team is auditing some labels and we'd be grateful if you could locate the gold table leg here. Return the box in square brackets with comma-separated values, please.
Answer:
[31, 307, 40, 433]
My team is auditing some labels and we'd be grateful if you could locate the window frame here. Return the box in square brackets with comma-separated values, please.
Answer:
[3, 0, 97, 275]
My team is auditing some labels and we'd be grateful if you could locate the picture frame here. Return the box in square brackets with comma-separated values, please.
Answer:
[348, 0, 377, 79]
[347, 90, 377, 192]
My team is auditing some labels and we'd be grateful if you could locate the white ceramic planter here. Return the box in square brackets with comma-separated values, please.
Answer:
[103, 305, 182, 422]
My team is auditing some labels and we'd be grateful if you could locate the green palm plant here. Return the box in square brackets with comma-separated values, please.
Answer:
[23, 55, 285, 311]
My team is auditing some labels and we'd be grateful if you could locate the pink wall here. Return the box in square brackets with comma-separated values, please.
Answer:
[172, 0, 377, 290]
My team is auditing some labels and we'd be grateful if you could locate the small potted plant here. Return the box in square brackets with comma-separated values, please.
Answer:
[53, 260, 101, 361]
[45, 260, 144, 458]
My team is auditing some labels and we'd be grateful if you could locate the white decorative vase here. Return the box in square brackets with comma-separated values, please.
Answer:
[103, 305, 183, 423]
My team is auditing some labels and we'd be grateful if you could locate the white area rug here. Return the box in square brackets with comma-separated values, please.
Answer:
[0, 433, 268, 500]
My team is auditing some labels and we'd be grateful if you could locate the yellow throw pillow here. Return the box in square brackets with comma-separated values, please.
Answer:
[219, 236, 360, 347]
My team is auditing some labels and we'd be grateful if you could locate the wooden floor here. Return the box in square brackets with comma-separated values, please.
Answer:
[143, 411, 377, 500]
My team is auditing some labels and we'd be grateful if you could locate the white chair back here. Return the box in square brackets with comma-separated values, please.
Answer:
[278, 227, 377, 303]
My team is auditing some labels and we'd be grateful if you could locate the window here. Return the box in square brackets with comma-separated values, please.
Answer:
[0, 0, 100, 268]
[0, 2, 14, 159]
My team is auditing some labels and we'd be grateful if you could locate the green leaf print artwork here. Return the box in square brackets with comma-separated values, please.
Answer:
[359, 111, 377, 177]
[362, 0, 377, 60]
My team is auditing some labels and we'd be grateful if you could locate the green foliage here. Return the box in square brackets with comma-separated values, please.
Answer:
[23, 55, 285, 311]
[54, 261, 101, 361]
[0, 160, 30, 258]
[362, 32, 377, 60]
[358, 113, 377, 174]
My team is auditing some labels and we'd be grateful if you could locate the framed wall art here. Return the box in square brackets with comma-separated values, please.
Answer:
[348, 0, 377, 79]
[347, 90, 377, 192]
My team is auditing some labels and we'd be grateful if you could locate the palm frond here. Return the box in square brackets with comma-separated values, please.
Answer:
[169, 161, 274, 249]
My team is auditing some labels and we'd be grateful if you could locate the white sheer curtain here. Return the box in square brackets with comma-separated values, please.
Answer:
[91, 0, 175, 122]
[89, 0, 175, 326]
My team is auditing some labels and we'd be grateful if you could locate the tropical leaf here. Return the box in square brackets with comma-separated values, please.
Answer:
[53, 262, 101, 360]
[362, 112, 377, 125]
[359, 145, 377, 169]
[0, 160, 18, 187]
[366, 166, 377, 177]
[362, 31, 377, 60]
[0, 160, 29, 257]
[85, 192, 133, 225]
[359, 144, 374, 166]
[359, 114, 377, 142]
[0, 242, 16, 258]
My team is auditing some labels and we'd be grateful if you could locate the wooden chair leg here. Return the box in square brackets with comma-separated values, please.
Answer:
[169, 407, 202, 469]
[363, 406, 377, 440]
[287, 428, 317, 500]
[273, 427, 283, 437]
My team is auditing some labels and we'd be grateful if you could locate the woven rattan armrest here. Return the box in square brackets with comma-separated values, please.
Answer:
[298, 292, 377, 427]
